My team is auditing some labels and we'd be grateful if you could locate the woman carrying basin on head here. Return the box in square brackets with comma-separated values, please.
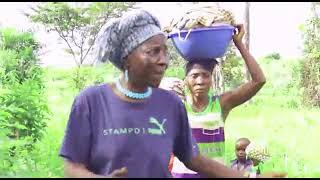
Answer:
[162, 24, 267, 178]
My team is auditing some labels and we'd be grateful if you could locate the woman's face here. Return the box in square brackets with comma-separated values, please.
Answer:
[185, 64, 212, 98]
[125, 34, 169, 88]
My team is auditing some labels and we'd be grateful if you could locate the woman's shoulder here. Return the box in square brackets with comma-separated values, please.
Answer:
[153, 88, 184, 104]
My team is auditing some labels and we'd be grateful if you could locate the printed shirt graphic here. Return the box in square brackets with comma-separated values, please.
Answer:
[171, 95, 225, 178]
[102, 116, 167, 136]
[59, 84, 199, 178]
[148, 117, 167, 135]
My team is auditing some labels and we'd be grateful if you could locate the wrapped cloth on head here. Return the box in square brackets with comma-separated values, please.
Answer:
[94, 9, 166, 71]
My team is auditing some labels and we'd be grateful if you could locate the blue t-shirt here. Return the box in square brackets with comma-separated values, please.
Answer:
[59, 83, 199, 178]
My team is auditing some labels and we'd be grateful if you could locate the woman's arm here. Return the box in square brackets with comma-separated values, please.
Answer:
[220, 24, 266, 120]
[64, 159, 128, 178]
[64, 160, 104, 178]
[185, 155, 247, 178]
[184, 154, 286, 178]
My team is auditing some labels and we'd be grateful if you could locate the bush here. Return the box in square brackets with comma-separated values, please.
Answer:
[0, 80, 49, 141]
[0, 50, 20, 85]
[265, 52, 281, 60]
[0, 28, 41, 84]
[0, 27, 49, 145]
[0, 28, 39, 53]
[68, 63, 120, 92]
[300, 14, 320, 107]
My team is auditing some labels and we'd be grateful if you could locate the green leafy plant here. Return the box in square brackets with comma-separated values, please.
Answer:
[221, 45, 244, 89]
[300, 5, 320, 107]
[265, 52, 281, 60]
[0, 28, 49, 144]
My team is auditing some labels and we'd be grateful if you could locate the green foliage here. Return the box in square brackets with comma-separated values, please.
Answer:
[264, 52, 281, 60]
[301, 57, 320, 106]
[28, 2, 135, 66]
[165, 40, 186, 79]
[0, 28, 42, 85]
[69, 63, 120, 91]
[165, 66, 185, 80]
[0, 28, 39, 52]
[0, 27, 49, 176]
[284, 59, 304, 108]
[0, 80, 49, 141]
[221, 44, 244, 89]
[0, 133, 34, 177]
[28, 2, 135, 93]
[300, 9, 320, 107]
[0, 27, 48, 145]
[167, 40, 186, 69]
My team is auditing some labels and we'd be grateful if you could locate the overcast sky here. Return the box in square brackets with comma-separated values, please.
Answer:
[0, 2, 312, 67]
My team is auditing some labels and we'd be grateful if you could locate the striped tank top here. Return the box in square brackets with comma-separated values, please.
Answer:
[171, 95, 225, 178]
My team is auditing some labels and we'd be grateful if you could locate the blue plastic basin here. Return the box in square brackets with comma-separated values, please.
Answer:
[168, 25, 235, 61]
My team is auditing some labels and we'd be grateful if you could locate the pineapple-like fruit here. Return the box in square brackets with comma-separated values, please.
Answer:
[246, 142, 271, 162]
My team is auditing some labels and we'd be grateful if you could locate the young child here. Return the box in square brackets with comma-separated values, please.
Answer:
[230, 138, 254, 172]
[245, 142, 271, 175]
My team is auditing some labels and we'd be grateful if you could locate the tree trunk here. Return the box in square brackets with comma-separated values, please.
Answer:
[244, 2, 251, 82]
[242, 2, 251, 105]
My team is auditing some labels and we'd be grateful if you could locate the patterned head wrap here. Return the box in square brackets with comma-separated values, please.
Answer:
[94, 9, 166, 71]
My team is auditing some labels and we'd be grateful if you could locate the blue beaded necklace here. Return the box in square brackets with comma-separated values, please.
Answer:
[115, 78, 152, 99]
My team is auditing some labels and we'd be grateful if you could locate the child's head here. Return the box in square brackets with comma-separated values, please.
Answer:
[245, 142, 270, 166]
[235, 138, 251, 163]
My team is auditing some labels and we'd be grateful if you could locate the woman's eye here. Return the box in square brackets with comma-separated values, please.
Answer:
[147, 48, 160, 55]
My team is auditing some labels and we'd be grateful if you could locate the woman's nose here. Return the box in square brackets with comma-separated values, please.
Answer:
[158, 51, 169, 66]
[195, 76, 205, 84]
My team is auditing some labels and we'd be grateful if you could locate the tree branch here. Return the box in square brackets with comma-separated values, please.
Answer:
[82, 19, 108, 64]
[79, 31, 87, 65]
[54, 27, 80, 65]
[71, 29, 82, 49]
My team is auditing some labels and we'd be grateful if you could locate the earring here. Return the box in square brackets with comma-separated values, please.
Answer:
[124, 69, 129, 82]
